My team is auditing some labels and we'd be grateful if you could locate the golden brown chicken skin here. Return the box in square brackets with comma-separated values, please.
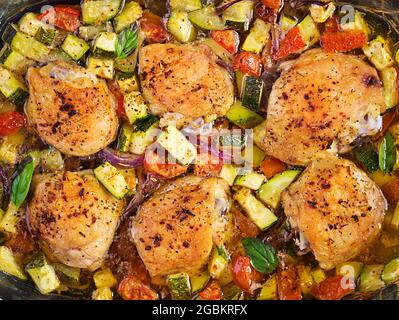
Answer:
[28, 171, 124, 271]
[282, 156, 386, 270]
[25, 62, 119, 156]
[131, 175, 231, 279]
[139, 43, 234, 127]
[263, 49, 385, 166]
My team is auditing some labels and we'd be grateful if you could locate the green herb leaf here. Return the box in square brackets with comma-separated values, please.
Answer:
[353, 144, 379, 173]
[242, 238, 279, 274]
[379, 132, 397, 174]
[115, 23, 138, 59]
[11, 159, 34, 208]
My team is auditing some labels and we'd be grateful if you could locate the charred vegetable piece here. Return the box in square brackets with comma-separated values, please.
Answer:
[82, 0, 123, 25]
[94, 162, 129, 199]
[241, 76, 264, 111]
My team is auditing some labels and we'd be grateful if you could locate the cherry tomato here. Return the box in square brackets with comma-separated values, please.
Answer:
[0, 111, 25, 136]
[118, 274, 158, 300]
[198, 280, 223, 300]
[144, 150, 188, 179]
[260, 157, 286, 179]
[321, 30, 368, 53]
[38, 5, 81, 32]
[276, 266, 302, 300]
[324, 16, 340, 33]
[232, 255, 263, 292]
[261, 0, 282, 10]
[273, 27, 306, 60]
[194, 152, 223, 177]
[107, 80, 127, 120]
[211, 30, 240, 54]
[311, 275, 355, 300]
[231, 207, 260, 238]
[233, 52, 263, 77]
[140, 12, 171, 44]
[255, 2, 276, 23]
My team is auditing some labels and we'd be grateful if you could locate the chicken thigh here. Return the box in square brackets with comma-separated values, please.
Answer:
[282, 156, 386, 270]
[27, 171, 124, 271]
[139, 43, 235, 127]
[263, 49, 385, 166]
[25, 61, 119, 156]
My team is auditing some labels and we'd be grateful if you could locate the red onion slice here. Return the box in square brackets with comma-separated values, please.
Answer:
[98, 148, 144, 168]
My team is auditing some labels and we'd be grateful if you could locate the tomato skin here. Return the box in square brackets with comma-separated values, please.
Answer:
[260, 157, 286, 179]
[198, 280, 223, 300]
[140, 12, 171, 44]
[232, 207, 260, 238]
[381, 178, 399, 204]
[321, 31, 368, 53]
[0, 111, 25, 136]
[232, 255, 263, 292]
[277, 266, 302, 300]
[255, 2, 275, 23]
[107, 81, 127, 120]
[273, 27, 306, 60]
[144, 150, 188, 179]
[118, 274, 158, 300]
[211, 30, 240, 54]
[311, 275, 354, 300]
[325, 16, 340, 33]
[194, 152, 223, 177]
[233, 52, 263, 77]
[38, 6, 81, 32]
[261, 0, 282, 10]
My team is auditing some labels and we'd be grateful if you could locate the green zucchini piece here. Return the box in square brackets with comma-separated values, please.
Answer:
[169, 0, 203, 12]
[252, 120, 267, 148]
[222, 0, 254, 32]
[208, 246, 229, 279]
[116, 73, 139, 93]
[219, 164, 239, 186]
[53, 263, 81, 284]
[168, 11, 197, 43]
[280, 15, 297, 33]
[226, 101, 263, 129]
[233, 188, 278, 231]
[242, 19, 271, 54]
[115, 52, 138, 73]
[123, 91, 149, 124]
[94, 162, 129, 199]
[168, 272, 191, 300]
[18, 12, 42, 37]
[241, 76, 264, 111]
[117, 124, 133, 152]
[114, 1, 143, 33]
[257, 274, 277, 300]
[359, 265, 385, 292]
[25, 252, 60, 294]
[381, 67, 398, 109]
[0, 66, 28, 107]
[234, 171, 265, 190]
[0, 130, 25, 165]
[134, 114, 159, 132]
[241, 144, 266, 168]
[311, 267, 327, 284]
[340, 10, 370, 35]
[93, 267, 117, 288]
[92, 287, 113, 300]
[39, 149, 64, 172]
[309, 2, 336, 23]
[79, 24, 110, 41]
[381, 257, 399, 284]
[87, 56, 114, 79]
[298, 15, 320, 47]
[130, 120, 159, 155]
[190, 271, 210, 293]
[222, 283, 243, 300]
[297, 265, 314, 296]
[336, 262, 364, 281]
[34, 27, 57, 46]
[0, 246, 27, 280]
[82, 0, 123, 25]
[157, 125, 197, 165]
[201, 38, 233, 63]
[188, 5, 225, 30]
[363, 36, 394, 71]
[258, 170, 301, 209]
[11, 31, 51, 62]
[93, 32, 118, 58]
[61, 34, 89, 60]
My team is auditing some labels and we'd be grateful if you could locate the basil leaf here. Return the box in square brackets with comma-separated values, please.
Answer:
[116, 23, 138, 59]
[379, 132, 397, 174]
[11, 159, 34, 208]
[353, 144, 379, 173]
[242, 238, 279, 274]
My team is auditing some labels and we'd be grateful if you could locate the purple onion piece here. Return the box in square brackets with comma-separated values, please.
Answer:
[289, 0, 327, 9]
[216, 59, 234, 75]
[98, 148, 144, 168]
